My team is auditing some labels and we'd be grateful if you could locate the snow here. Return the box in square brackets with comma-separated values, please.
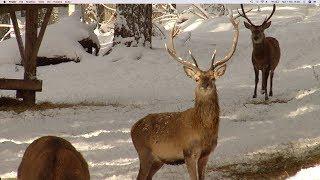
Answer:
[0, 12, 99, 65]
[289, 165, 320, 180]
[1, 4, 320, 180]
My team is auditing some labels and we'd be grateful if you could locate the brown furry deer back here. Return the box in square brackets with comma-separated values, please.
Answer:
[18, 136, 90, 180]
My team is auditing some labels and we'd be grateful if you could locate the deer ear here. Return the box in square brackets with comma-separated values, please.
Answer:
[263, 21, 271, 29]
[214, 64, 227, 78]
[244, 21, 252, 29]
[183, 66, 200, 81]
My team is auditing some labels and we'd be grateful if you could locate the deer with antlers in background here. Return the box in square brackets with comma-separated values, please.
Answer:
[238, 4, 280, 100]
[18, 136, 90, 180]
[131, 12, 239, 180]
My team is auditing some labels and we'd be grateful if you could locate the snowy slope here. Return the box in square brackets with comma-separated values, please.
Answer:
[1, 5, 320, 180]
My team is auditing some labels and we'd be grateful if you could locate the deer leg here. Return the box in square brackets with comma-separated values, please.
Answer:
[184, 149, 201, 180]
[260, 69, 266, 94]
[253, 67, 259, 98]
[269, 70, 274, 97]
[262, 69, 270, 101]
[137, 151, 153, 180]
[147, 161, 163, 180]
[185, 156, 199, 180]
[198, 155, 209, 180]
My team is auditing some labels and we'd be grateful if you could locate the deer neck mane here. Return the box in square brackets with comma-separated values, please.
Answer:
[252, 39, 266, 57]
[194, 89, 220, 128]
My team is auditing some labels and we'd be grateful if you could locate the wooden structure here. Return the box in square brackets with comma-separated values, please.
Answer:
[0, 5, 65, 105]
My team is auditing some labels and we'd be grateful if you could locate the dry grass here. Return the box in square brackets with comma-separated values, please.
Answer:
[245, 97, 294, 106]
[0, 97, 140, 113]
[208, 142, 320, 179]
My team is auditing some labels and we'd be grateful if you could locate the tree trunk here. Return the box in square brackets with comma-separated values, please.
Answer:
[113, 4, 152, 48]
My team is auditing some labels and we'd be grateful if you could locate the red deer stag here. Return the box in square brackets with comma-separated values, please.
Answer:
[131, 13, 239, 180]
[238, 4, 280, 100]
[18, 136, 90, 180]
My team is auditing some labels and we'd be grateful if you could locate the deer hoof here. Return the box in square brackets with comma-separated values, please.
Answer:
[253, 94, 257, 98]
[265, 96, 269, 101]
[269, 91, 273, 96]
[260, 90, 266, 94]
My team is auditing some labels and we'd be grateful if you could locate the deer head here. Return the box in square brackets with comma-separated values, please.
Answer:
[165, 14, 239, 101]
[238, 4, 276, 44]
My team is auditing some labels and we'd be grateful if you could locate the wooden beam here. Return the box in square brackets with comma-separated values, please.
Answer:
[0, 79, 42, 91]
[0, 5, 67, 15]
[9, 10, 25, 65]
[31, 7, 52, 62]
[23, 8, 38, 104]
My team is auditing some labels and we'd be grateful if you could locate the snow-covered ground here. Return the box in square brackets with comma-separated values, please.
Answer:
[1, 5, 320, 179]
[289, 165, 320, 180]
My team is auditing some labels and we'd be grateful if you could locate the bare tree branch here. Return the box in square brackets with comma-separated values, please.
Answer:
[192, 4, 211, 19]
[101, 4, 116, 12]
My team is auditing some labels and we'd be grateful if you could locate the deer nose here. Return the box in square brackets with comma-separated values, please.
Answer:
[201, 83, 209, 89]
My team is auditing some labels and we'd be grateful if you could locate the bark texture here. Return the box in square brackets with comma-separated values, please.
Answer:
[113, 4, 152, 48]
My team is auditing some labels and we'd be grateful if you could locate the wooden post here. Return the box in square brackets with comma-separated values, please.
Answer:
[9, 10, 25, 65]
[23, 7, 38, 105]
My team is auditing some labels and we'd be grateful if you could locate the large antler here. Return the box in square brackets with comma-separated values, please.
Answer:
[166, 11, 239, 72]
[238, 4, 255, 26]
[262, 4, 276, 24]
[211, 11, 240, 69]
[165, 24, 200, 71]
[238, 4, 276, 26]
